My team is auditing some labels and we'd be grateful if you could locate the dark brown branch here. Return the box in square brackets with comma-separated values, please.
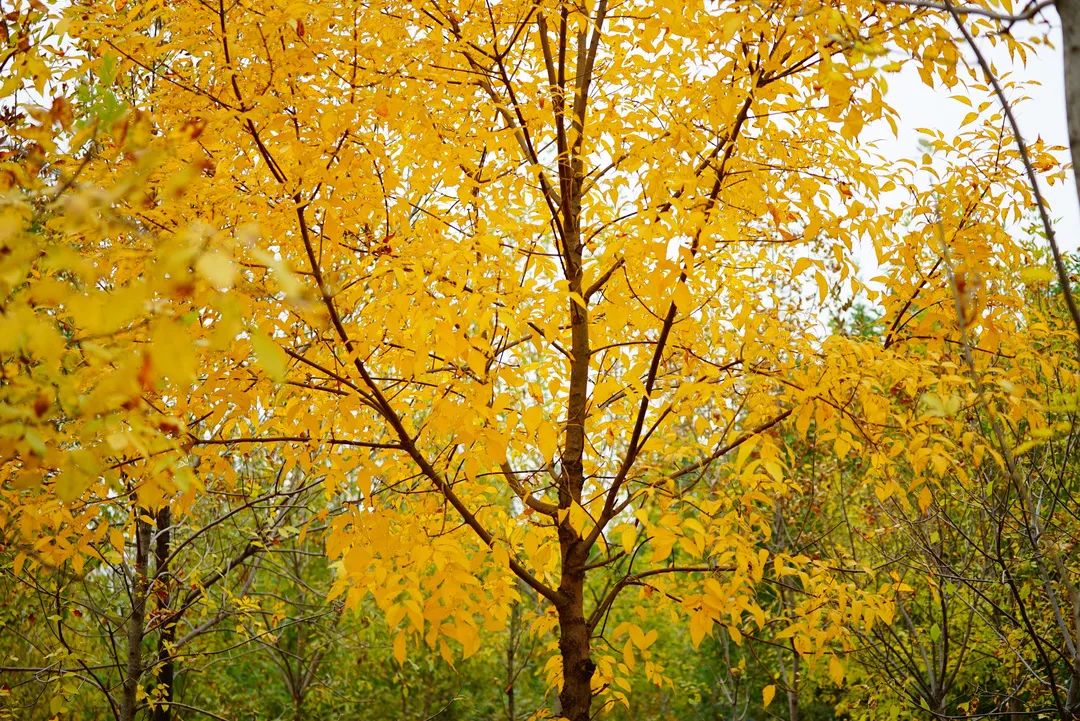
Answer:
[669, 409, 794, 483]
[189, 435, 400, 450]
[587, 565, 731, 631]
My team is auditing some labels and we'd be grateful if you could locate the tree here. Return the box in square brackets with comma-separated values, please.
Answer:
[2, 1, 1074, 720]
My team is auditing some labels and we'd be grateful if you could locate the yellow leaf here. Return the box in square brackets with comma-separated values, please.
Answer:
[829, 655, 845, 685]
[792, 257, 814, 278]
[537, 422, 558, 460]
[152, 321, 197, 385]
[251, 331, 288, 382]
[521, 405, 544, 434]
[106, 433, 129, 452]
[195, 250, 236, 290]
[763, 684, 776, 708]
[649, 530, 676, 564]
[815, 271, 830, 303]
[393, 633, 406, 664]
[734, 435, 759, 472]
[459, 624, 480, 658]
[54, 467, 92, 501]
[628, 624, 657, 650]
[110, 529, 125, 554]
[689, 612, 711, 648]
[917, 486, 933, 513]
[795, 402, 813, 437]
[672, 282, 693, 311]
[568, 502, 592, 536]
[620, 526, 637, 556]
[763, 460, 784, 483]
[1019, 267, 1055, 284]
[251, 248, 303, 298]
[834, 434, 851, 459]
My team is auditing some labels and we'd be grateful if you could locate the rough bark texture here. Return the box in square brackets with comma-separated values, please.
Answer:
[555, 546, 593, 721]
[120, 515, 152, 721]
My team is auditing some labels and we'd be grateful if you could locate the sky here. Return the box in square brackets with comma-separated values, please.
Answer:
[875, 15, 1079, 253]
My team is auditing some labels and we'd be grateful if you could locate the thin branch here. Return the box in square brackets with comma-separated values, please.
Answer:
[942, 0, 1080, 343]
[877, 0, 1054, 23]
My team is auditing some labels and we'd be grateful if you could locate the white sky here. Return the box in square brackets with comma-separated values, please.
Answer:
[874, 18, 1079, 255]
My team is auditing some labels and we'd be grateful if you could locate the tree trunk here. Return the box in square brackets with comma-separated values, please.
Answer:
[556, 538, 594, 721]
[506, 601, 518, 721]
[151, 506, 174, 721]
[120, 514, 152, 721]
[292, 695, 304, 721]
[787, 647, 799, 721]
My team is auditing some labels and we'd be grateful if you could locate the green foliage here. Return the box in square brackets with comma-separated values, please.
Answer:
[74, 53, 125, 128]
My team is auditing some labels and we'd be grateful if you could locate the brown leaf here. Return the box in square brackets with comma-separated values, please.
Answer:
[32, 392, 49, 418]
[138, 351, 154, 393]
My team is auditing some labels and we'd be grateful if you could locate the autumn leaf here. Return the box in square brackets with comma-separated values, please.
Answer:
[251, 331, 288, 382]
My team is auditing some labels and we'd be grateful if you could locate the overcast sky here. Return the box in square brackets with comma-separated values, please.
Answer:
[875, 17, 1079, 253]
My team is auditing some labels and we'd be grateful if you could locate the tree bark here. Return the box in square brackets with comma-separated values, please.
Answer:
[787, 645, 799, 721]
[120, 514, 152, 721]
[556, 539, 594, 721]
[547, 6, 596, 714]
[506, 601, 518, 721]
[151, 506, 174, 721]
[555, 602, 593, 720]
